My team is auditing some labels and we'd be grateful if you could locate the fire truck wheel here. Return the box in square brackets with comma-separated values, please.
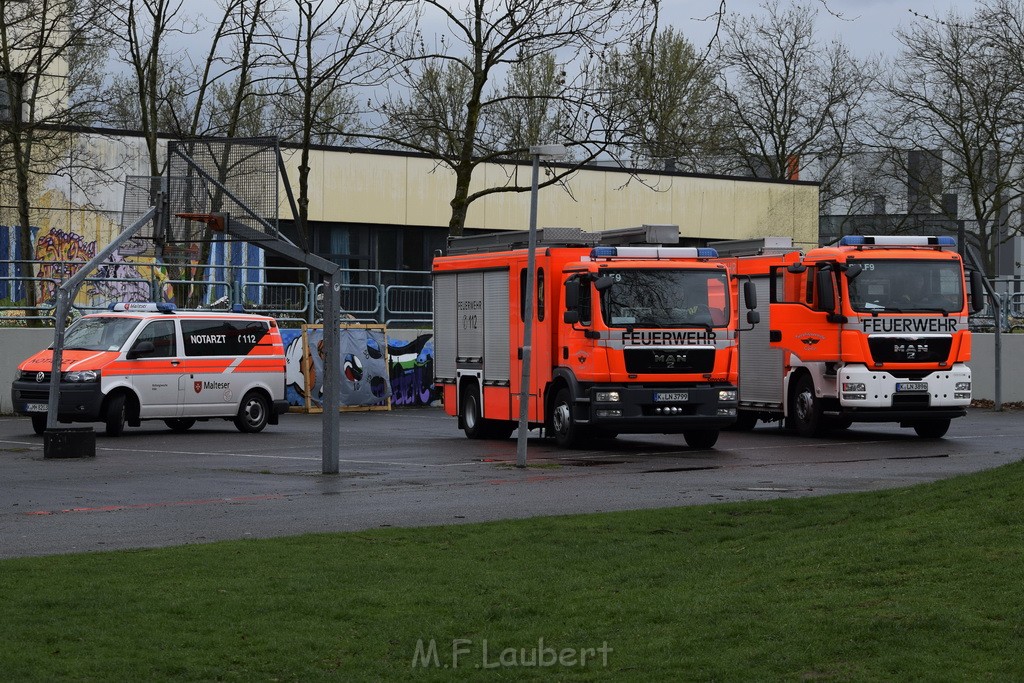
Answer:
[732, 411, 758, 431]
[683, 430, 719, 449]
[164, 418, 197, 433]
[912, 419, 950, 439]
[104, 394, 127, 437]
[461, 385, 486, 439]
[31, 415, 47, 435]
[235, 392, 269, 433]
[550, 388, 581, 448]
[791, 374, 822, 437]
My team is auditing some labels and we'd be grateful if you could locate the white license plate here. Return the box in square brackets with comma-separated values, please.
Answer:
[25, 403, 48, 413]
[896, 382, 928, 392]
[654, 392, 688, 402]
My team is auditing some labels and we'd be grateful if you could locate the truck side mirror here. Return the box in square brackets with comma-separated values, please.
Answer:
[742, 280, 757, 310]
[563, 310, 580, 324]
[747, 310, 760, 325]
[969, 270, 985, 313]
[127, 340, 155, 359]
[594, 276, 615, 292]
[787, 263, 806, 274]
[564, 279, 579, 310]
[816, 269, 835, 311]
[844, 263, 863, 280]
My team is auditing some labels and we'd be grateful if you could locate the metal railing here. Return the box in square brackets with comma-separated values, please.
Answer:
[0, 259, 434, 327]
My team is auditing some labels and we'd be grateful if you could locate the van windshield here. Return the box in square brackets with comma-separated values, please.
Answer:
[63, 317, 142, 351]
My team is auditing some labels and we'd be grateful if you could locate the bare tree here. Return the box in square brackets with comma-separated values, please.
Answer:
[598, 26, 729, 172]
[716, 0, 877, 208]
[0, 0, 108, 317]
[264, 0, 411, 245]
[372, 0, 654, 236]
[880, 4, 1024, 275]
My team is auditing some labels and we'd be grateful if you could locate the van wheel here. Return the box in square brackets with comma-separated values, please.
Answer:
[235, 392, 269, 433]
[790, 374, 822, 437]
[164, 418, 196, 433]
[549, 388, 581, 448]
[684, 430, 719, 449]
[105, 394, 127, 437]
[913, 419, 950, 439]
[31, 415, 46, 436]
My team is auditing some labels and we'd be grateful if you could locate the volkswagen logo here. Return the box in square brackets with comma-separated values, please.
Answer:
[35, 371, 45, 382]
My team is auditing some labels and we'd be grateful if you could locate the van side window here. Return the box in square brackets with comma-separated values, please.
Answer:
[134, 320, 177, 358]
[181, 319, 270, 356]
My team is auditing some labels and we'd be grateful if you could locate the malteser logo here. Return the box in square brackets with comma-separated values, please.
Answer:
[194, 381, 203, 394]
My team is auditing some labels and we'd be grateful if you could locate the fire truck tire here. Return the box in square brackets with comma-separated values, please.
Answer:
[825, 416, 854, 431]
[164, 418, 196, 432]
[732, 410, 758, 431]
[550, 388, 581, 448]
[235, 391, 269, 433]
[104, 393, 127, 437]
[461, 385, 496, 439]
[31, 415, 47, 435]
[683, 430, 719, 449]
[791, 374, 822, 437]
[912, 419, 950, 439]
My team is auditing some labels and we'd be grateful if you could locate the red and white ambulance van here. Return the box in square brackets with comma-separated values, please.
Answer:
[11, 303, 288, 436]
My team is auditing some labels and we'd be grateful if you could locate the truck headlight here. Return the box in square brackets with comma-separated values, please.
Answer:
[718, 390, 736, 402]
[65, 370, 100, 382]
[955, 382, 971, 391]
[843, 382, 866, 392]
[595, 391, 621, 402]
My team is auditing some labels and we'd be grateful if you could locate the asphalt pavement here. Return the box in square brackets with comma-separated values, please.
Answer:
[1, 407, 1022, 558]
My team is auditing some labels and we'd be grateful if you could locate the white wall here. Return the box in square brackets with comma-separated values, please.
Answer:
[1, 329, 55, 414]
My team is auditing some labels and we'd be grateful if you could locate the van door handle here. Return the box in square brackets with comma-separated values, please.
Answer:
[171, 360, 181, 366]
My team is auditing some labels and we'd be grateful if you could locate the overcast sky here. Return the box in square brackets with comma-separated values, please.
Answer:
[663, 0, 969, 58]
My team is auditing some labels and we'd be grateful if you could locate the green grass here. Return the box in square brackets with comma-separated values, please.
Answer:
[2, 461, 1023, 681]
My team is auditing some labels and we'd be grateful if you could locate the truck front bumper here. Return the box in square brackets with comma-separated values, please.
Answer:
[576, 383, 738, 433]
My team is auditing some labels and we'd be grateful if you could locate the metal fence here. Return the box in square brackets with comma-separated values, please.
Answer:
[0, 259, 433, 328]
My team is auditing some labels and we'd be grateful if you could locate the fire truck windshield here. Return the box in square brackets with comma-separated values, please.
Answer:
[599, 269, 730, 328]
[846, 259, 964, 313]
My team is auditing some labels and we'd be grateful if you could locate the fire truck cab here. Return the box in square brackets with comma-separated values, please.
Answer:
[720, 235, 985, 438]
[433, 226, 759, 450]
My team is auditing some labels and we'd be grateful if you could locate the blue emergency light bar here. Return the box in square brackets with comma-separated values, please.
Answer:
[589, 246, 719, 259]
[108, 302, 177, 312]
[839, 235, 956, 247]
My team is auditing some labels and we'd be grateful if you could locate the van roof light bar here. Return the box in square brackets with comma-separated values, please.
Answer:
[839, 235, 956, 247]
[109, 302, 177, 313]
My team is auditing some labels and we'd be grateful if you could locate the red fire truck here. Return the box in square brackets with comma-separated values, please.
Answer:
[432, 226, 759, 449]
[716, 235, 985, 438]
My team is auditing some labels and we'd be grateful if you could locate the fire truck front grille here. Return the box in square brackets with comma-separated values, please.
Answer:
[868, 337, 952, 364]
[624, 348, 715, 374]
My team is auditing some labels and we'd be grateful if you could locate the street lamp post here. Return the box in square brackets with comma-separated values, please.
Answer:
[517, 144, 566, 468]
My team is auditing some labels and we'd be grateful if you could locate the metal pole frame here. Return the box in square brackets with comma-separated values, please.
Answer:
[515, 144, 566, 468]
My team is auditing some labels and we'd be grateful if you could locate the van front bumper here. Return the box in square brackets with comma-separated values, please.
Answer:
[11, 380, 105, 422]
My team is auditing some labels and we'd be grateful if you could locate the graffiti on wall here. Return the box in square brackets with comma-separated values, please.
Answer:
[388, 334, 436, 406]
[281, 328, 436, 409]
